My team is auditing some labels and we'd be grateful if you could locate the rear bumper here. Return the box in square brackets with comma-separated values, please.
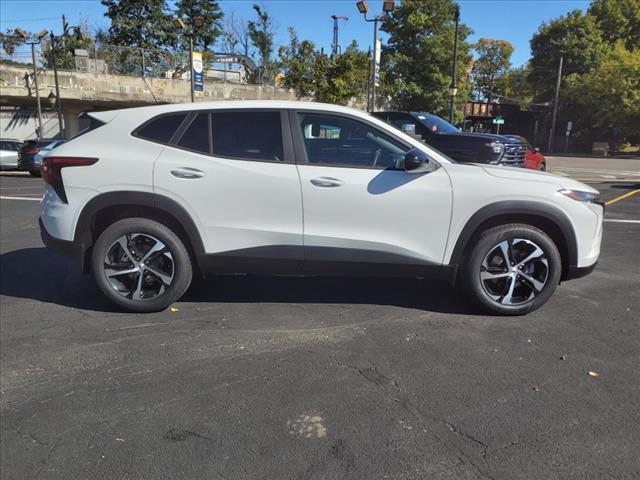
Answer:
[39, 217, 89, 270]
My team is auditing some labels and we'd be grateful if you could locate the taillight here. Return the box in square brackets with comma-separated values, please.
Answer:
[41, 156, 98, 204]
[27, 148, 40, 155]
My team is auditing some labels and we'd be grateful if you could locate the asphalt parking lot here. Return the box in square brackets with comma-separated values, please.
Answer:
[1, 171, 639, 479]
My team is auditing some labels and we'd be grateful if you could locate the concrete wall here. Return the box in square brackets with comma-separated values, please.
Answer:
[0, 109, 61, 141]
[0, 65, 305, 106]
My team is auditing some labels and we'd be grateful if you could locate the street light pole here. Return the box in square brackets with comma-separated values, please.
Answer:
[189, 36, 195, 103]
[372, 17, 379, 112]
[449, 4, 460, 124]
[29, 42, 44, 139]
[49, 33, 64, 138]
[356, 1, 394, 112]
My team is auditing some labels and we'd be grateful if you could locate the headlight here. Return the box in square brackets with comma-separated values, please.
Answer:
[558, 189, 600, 203]
[486, 142, 504, 163]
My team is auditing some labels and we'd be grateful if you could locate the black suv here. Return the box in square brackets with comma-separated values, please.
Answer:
[373, 111, 526, 167]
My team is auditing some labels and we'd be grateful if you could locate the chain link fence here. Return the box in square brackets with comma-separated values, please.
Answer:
[1, 42, 223, 81]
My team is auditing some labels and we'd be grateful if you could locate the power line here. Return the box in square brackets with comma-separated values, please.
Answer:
[0, 17, 61, 24]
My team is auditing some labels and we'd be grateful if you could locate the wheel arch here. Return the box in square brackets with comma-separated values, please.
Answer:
[74, 191, 205, 272]
[448, 201, 578, 283]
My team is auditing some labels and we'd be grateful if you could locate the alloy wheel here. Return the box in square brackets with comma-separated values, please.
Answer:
[103, 233, 174, 301]
[480, 238, 549, 305]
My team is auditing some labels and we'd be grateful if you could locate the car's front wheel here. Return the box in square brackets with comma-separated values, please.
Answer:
[461, 224, 562, 315]
[91, 218, 193, 312]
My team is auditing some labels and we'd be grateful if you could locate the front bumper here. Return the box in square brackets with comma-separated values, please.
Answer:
[565, 261, 598, 280]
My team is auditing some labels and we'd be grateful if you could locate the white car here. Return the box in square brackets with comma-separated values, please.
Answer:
[0, 139, 21, 170]
[39, 101, 603, 315]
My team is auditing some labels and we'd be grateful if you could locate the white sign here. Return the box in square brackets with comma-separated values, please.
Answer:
[374, 38, 381, 87]
[567, 121, 573, 131]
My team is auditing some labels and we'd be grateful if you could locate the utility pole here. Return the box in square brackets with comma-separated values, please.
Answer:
[15, 29, 49, 139]
[331, 15, 348, 58]
[449, 4, 460, 124]
[547, 55, 563, 153]
[49, 33, 64, 138]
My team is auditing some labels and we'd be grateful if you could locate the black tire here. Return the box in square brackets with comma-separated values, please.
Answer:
[91, 217, 192, 312]
[29, 171, 41, 177]
[539, 162, 546, 171]
[460, 223, 562, 316]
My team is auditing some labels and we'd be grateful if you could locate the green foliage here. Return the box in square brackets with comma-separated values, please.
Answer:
[248, 4, 275, 70]
[380, 0, 473, 121]
[471, 38, 514, 102]
[0, 30, 25, 55]
[563, 42, 640, 148]
[278, 30, 368, 105]
[588, 0, 640, 50]
[175, 0, 224, 52]
[43, 24, 94, 70]
[100, 0, 176, 50]
[529, 10, 607, 100]
[495, 65, 534, 106]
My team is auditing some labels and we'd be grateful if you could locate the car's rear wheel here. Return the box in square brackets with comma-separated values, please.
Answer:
[91, 218, 192, 312]
[461, 224, 562, 315]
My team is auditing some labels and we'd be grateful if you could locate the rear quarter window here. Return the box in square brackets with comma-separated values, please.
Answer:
[135, 113, 188, 144]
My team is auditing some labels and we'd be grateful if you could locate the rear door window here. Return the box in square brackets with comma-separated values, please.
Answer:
[211, 111, 284, 162]
[135, 113, 188, 144]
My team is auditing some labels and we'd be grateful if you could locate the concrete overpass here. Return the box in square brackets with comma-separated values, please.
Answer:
[0, 65, 303, 140]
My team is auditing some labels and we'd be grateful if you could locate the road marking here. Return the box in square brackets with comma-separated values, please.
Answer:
[0, 196, 41, 202]
[605, 189, 640, 206]
[604, 219, 640, 224]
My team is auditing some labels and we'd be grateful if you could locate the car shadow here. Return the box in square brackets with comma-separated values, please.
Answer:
[610, 183, 640, 190]
[0, 248, 476, 315]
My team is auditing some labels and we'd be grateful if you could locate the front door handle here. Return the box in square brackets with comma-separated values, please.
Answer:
[310, 177, 344, 188]
[171, 167, 206, 179]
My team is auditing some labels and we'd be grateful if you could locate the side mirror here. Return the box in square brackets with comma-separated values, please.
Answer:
[404, 148, 437, 173]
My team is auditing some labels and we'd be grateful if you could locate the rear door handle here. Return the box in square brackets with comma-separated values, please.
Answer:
[171, 167, 206, 179]
[310, 177, 344, 188]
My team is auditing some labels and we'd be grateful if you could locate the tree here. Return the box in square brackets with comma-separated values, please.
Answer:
[494, 65, 534, 105]
[471, 38, 514, 102]
[588, 0, 640, 50]
[529, 10, 606, 100]
[278, 29, 369, 105]
[563, 41, 640, 149]
[101, 0, 176, 50]
[0, 31, 25, 55]
[175, 0, 224, 52]
[381, 0, 472, 120]
[248, 4, 276, 77]
[43, 23, 94, 71]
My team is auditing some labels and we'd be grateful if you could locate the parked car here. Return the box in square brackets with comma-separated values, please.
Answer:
[39, 101, 603, 315]
[0, 138, 22, 171]
[504, 135, 546, 171]
[18, 139, 63, 176]
[373, 111, 528, 167]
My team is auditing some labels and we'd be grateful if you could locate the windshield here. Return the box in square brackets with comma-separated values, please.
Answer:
[414, 113, 460, 134]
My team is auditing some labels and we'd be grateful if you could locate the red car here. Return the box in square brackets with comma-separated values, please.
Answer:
[505, 135, 546, 171]
[504, 135, 547, 172]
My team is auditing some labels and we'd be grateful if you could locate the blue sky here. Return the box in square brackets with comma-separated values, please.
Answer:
[1, 0, 590, 66]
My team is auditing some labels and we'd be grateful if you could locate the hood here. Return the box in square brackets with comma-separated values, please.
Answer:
[481, 164, 599, 194]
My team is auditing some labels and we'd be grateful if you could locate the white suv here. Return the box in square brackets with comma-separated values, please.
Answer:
[39, 101, 604, 315]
